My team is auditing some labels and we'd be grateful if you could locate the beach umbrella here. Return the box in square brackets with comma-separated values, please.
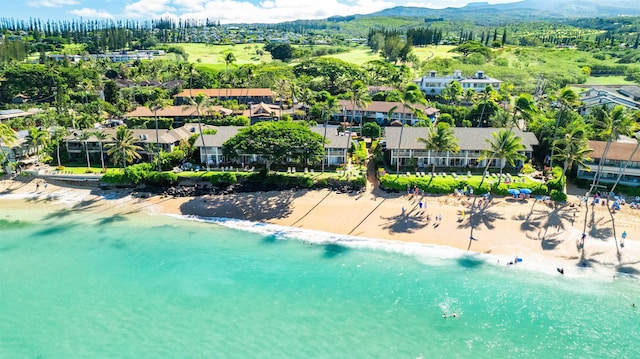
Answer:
[508, 189, 520, 196]
[519, 188, 532, 195]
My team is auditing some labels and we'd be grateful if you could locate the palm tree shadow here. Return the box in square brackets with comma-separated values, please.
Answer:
[458, 199, 504, 231]
[380, 210, 428, 234]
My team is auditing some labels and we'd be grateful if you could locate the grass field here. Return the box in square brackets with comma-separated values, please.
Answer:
[164, 43, 272, 66]
[583, 76, 637, 86]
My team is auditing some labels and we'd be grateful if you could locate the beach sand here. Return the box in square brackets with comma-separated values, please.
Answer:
[2, 176, 639, 277]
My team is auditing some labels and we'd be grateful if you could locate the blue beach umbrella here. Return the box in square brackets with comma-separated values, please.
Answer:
[508, 189, 520, 196]
[519, 188, 532, 195]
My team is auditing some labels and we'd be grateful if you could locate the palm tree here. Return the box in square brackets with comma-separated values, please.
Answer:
[146, 98, 171, 172]
[50, 127, 67, 168]
[26, 127, 50, 162]
[223, 52, 236, 98]
[273, 78, 290, 119]
[349, 80, 372, 131]
[477, 93, 538, 190]
[479, 129, 526, 185]
[549, 87, 578, 167]
[79, 131, 92, 169]
[418, 122, 459, 176]
[551, 122, 592, 193]
[0, 123, 17, 168]
[588, 105, 637, 196]
[396, 84, 427, 175]
[609, 131, 640, 195]
[93, 130, 108, 170]
[184, 93, 212, 170]
[105, 126, 142, 169]
[320, 95, 342, 173]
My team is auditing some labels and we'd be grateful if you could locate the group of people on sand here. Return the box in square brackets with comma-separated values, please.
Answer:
[35, 179, 47, 191]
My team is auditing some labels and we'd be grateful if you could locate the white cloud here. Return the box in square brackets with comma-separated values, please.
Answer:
[69, 8, 114, 19]
[124, 0, 175, 17]
[175, 0, 395, 24]
[27, 0, 79, 7]
[173, 0, 207, 11]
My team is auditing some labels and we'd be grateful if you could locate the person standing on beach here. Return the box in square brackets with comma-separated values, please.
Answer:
[622, 231, 627, 247]
[43, 181, 48, 190]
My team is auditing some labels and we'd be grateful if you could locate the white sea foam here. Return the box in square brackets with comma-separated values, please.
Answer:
[163, 213, 628, 281]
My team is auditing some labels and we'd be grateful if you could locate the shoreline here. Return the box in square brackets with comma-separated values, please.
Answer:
[2, 177, 639, 278]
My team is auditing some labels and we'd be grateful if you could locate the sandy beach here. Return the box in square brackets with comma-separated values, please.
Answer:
[2, 176, 639, 277]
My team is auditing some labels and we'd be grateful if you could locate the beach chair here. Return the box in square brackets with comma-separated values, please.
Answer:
[416, 171, 420, 177]
[406, 172, 411, 177]
[310, 169, 314, 174]
[304, 167, 308, 174]
[467, 171, 472, 176]
[421, 172, 426, 177]
[292, 167, 296, 174]
[287, 167, 291, 173]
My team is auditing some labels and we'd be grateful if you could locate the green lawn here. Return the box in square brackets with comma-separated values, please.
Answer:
[163, 43, 272, 66]
[583, 76, 637, 86]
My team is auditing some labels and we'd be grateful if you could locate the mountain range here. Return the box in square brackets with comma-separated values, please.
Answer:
[353, 0, 640, 21]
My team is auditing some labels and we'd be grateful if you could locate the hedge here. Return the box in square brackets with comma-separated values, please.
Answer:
[379, 174, 548, 196]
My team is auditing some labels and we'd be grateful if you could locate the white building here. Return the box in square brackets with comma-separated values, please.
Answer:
[415, 70, 502, 96]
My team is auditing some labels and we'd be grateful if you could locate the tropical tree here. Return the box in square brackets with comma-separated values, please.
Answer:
[79, 131, 92, 169]
[396, 83, 427, 175]
[349, 80, 372, 130]
[105, 126, 143, 169]
[479, 129, 526, 185]
[0, 123, 17, 167]
[587, 105, 638, 195]
[183, 93, 213, 170]
[26, 127, 50, 161]
[551, 121, 592, 193]
[609, 131, 640, 196]
[50, 127, 67, 167]
[320, 94, 342, 172]
[418, 122, 459, 175]
[273, 77, 290, 119]
[548, 87, 579, 167]
[222, 122, 324, 172]
[93, 130, 108, 170]
[146, 98, 171, 172]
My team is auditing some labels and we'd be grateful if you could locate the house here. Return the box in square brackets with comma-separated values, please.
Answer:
[577, 140, 640, 187]
[124, 105, 234, 127]
[174, 88, 275, 105]
[618, 86, 640, 102]
[0, 108, 40, 123]
[415, 70, 502, 96]
[245, 102, 281, 123]
[194, 125, 352, 167]
[384, 127, 538, 170]
[337, 100, 439, 125]
[578, 87, 640, 114]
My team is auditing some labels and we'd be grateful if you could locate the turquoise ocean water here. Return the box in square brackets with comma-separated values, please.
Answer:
[1, 198, 640, 358]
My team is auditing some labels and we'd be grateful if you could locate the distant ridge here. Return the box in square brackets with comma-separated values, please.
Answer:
[365, 0, 640, 20]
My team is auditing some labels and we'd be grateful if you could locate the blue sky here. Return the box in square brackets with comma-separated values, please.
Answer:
[15, 0, 521, 24]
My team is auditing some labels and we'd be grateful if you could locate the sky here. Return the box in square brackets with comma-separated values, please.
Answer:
[13, 0, 522, 24]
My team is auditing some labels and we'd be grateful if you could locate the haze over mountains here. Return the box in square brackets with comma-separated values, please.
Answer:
[352, 0, 640, 21]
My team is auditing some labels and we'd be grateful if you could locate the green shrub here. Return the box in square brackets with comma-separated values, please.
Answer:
[101, 169, 125, 184]
[520, 162, 535, 174]
[124, 163, 153, 184]
[208, 172, 238, 186]
[146, 171, 178, 186]
[550, 189, 567, 203]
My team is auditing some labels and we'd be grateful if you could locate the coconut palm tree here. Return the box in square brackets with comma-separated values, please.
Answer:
[320, 95, 342, 173]
[476, 93, 538, 189]
[551, 121, 592, 193]
[609, 131, 640, 196]
[26, 127, 50, 162]
[78, 131, 92, 169]
[184, 93, 213, 170]
[479, 129, 526, 185]
[93, 130, 108, 170]
[0, 123, 17, 168]
[105, 126, 142, 169]
[146, 98, 171, 172]
[223, 51, 236, 98]
[549, 87, 579, 167]
[273, 78, 290, 119]
[50, 127, 67, 168]
[349, 80, 372, 131]
[588, 105, 637, 195]
[396, 84, 427, 175]
[418, 122, 459, 176]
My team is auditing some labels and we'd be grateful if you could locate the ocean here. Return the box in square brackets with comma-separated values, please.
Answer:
[1, 196, 639, 358]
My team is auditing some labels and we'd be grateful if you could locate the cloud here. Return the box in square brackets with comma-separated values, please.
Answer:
[27, 0, 79, 7]
[175, 0, 395, 24]
[69, 8, 114, 19]
[123, 0, 175, 17]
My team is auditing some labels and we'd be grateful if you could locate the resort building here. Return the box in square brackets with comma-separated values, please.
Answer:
[194, 125, 351, 167]
[577, 140, 640, 187]
[578, 87, 640, 115]
[384, 127, 538, 170]
[64, 123, 214, 163]
[174, 88, 275, 106]
[415, 70, 502, 96]
[124, 105, 235, 127]
[337, 100, 439, 125]
[0, 108, 41, 123]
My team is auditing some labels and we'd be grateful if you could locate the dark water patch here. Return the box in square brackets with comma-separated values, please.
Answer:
[33, 223, 76, 237]
[0, 244, 18, 252]
[110, 240, 127, 250]
[457, 255, 485, 268]
[323, 243, 349, 258]
[96, 214, 128, 226]
[0, 218, 30, 229]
